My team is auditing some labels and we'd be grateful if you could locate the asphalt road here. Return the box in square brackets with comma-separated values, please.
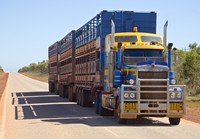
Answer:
[1, 73, 200, 139]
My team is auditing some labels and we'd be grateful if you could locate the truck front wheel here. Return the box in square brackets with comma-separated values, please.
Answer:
[169, 118, 180, 125]
[115, 102, 127, 124]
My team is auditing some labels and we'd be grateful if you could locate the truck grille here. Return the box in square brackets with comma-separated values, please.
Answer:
[138, 71, 168, 115]
[138, 71, 168, 79]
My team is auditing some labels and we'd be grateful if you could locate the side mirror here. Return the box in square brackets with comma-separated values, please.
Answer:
[168, 43, 173, 50]
[173, 47, 178, 64]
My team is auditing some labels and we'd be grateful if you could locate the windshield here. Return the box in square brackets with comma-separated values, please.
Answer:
[115, 36, 137, 43]
[124, 49, 163, 57]
[123, 49, 164, 65]
[141, 36, 162, 43]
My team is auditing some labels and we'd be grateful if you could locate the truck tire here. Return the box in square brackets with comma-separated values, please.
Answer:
[169, 118, 180, 125]
[78, 88, 82, 105]
[115, 102, 127, 124]
[59, 85, 64, 97]
[49, 82, 55, 93]
[77, 88, 81, 105]
[78, 88, 93, 107]
[95, 91, 100, 114]
[66, 86, 69, 98]
[99, 107, 107, 116]
[55, 83, 59, 95]
[69, 86, 75, 102]
[49, 83, 52, 93]
[95, 105, 99, 114]
[79, 89, 83, 106]
[68, 87, 72, 101]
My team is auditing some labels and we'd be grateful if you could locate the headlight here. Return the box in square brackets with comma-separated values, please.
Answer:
[177, 92, 182, 99]
[170, 79, 176, 85]
[124, 92, 129, 98]
[169, 86, 184, 100]
[174, 87, 182, 92]
[130, 92, 136, 99]
[129, 79, 134, 85]
[170, 92, 176, 99]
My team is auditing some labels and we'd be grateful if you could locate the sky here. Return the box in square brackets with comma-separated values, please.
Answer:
[0, 0, 200, 72]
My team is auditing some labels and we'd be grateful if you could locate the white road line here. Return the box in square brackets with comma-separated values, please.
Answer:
[30, 106, 37, 117]
[13, 95, 59, 99]
[20, 92, 37, 117]
[20, 116, 103, 121]
[104, 128, 119, 137]
[15, 102, 76, 107]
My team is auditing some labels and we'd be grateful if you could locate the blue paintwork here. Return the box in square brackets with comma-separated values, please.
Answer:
[58, 31, 76, 54]
[116, 48, 123, 69]
[168, 49, 172, 70]
[169, 71, 175, 84]
[137, 60, 168, 66]
[114, 70, 122, 87]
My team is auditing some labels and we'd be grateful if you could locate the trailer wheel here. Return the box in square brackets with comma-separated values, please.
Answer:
[59, 85, 64, 97]
[68, 86, 72, 101]
[49, 82, 55, 93]
[95, 91, 99, 114]
[81, 89, 89, 107]
[48, 82, 51, 92]
[71, 86, 77, 102]
[169, 118, 180, 125]
[55, 83, 59, 95]
[76, 88, 80, 105]
[115, 102, 127, 124]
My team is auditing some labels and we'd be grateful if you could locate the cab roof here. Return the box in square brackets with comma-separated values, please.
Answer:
[114, 32, 162, 38]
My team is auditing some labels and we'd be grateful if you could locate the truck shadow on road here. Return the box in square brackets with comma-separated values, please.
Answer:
[12, 91, 171, 127]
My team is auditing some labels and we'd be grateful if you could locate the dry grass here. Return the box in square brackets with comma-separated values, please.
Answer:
[0, 73, 9, 124]
[20, 72, 48, 83]
[0, 73, 9, 99]
[183, 95, 200, 123]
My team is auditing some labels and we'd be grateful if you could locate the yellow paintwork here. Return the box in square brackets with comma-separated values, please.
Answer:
[124, 102, 138, 113]
[110, 32, 164, 51]
[169, 103, 184, 113]
[122, 69, 137, 76]
[120, 113, 137, 119]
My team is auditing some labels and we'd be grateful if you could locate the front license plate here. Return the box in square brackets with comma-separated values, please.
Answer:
[170, 103, 183, 111]
[124, 103, 137, 112]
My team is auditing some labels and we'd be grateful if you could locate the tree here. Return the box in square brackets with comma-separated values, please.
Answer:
[189, 43, 198, 50]
[18, 60, 48, 74]
[175, 43, 200, 95]
[0, 65, 4, 73]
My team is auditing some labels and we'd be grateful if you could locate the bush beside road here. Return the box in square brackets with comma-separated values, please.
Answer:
[174, 43, 200, 124]
[18, 60, 48, 83]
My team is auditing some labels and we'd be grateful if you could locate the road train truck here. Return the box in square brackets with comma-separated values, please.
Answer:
[48, 11, 185, 125]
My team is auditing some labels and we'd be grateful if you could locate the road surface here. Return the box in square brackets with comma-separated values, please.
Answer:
[1, 73, 200, 139]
